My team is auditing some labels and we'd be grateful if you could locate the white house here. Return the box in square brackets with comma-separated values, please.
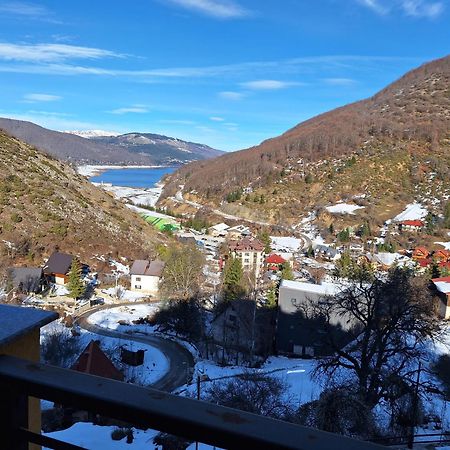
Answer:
[209, 223, 230, 237]
[130, 260, 165, 295]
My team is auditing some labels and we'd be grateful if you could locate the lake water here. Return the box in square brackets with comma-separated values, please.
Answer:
[90, 167, 177, 188]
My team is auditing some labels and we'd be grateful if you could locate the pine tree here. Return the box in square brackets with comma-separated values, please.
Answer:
[258, 231, 272, 254]
[223, 257, 245, 301]
[281, 262, 294, 281]
[67, 258, 85, 299]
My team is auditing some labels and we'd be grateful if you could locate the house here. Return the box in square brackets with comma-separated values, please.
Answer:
[130, 259, 165, 295]
[227, 224, 252, 239]
[364, 252, 410, 271]
[7, 267, 46, 294]
[228, 237, 265, 279]
[210, 299, 274, 362]
[266, 254, 286, 271]
[413, 247, 430, 260]
[276, 279, 351, 357]
[432, 276, 450, 319]
[71, 340, 124, 381]
[399, 220, 424, 232]
[209, 223, 230, 237]
[314, 245, 341, 261]
[43, 251, 74, 285]
[434, 249, 450, 263]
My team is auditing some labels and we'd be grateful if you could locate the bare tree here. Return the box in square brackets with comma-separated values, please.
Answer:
[161, 244, 205, 300]
[309, 268, 442, 409]
[205, 372, 293, 420]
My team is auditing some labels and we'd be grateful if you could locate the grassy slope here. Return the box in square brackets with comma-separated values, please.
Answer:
[0, 132, 166, 268]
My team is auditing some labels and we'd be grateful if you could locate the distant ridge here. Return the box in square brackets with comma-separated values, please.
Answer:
[0, 117, 223, 166]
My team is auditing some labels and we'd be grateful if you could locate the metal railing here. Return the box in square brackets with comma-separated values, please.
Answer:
[0, 354, 385, 450]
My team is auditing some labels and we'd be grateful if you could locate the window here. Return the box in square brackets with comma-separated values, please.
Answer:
[136, 277, 141, 282]
[135, 285, 142, 290]
[291, 298, 299, 306]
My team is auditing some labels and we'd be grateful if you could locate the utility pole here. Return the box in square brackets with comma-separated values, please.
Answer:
[195, 375, 201, 450]
[407, 361, 422, 449]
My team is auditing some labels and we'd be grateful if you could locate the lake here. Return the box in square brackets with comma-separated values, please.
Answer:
[90, 167, 177, 188]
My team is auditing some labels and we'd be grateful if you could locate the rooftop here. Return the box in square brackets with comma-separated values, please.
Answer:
[0, 305, 57, 346]
[130, 259, 165, 277]
[280, 279, 342, 296]
[432, 276, 450, 294]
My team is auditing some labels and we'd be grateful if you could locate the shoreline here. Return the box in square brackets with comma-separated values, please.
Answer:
[77, 164, 174, 178]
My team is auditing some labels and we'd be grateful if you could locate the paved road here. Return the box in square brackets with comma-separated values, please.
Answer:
[75, 303, 195, 392]
[171, 190, 313, 250]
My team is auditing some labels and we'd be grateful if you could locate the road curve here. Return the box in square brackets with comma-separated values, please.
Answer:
[75, 303, 195, 392]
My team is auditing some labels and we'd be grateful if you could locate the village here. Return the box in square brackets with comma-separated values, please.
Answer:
[2, 185, 450, 448]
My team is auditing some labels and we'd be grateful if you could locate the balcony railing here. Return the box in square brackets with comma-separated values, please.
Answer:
[0, 354, 385, 449]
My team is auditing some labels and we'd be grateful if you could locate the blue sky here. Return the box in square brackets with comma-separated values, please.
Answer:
[0, 0, 448, 151]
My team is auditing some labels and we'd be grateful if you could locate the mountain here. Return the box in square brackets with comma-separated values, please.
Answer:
[0, 118, 223, 166]
[90, 132, 223, 164]
[0, 130, 165, 270]
[63, 130, 120, 138]
[160, 56, 450, 226]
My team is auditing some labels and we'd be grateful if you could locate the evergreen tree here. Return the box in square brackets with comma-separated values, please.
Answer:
[67, 258, 85, 299]
[223, 257, 245, 301]
[258, 231, 272, 254]
[444, 202, 450, 228]
[281, 262, 294, 281]
[266, 285, 278, 308]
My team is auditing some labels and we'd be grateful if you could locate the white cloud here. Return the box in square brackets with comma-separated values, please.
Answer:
[109, 105, 149, 114]
[323, 78, 356, 86]
[0, 43, 122, 63]
[401, 0, 444, 17]
[165, 0, 249, 18]
[23, 93, 62, 102]
[356, 0, 445, 17]
[240, 79, 299, 90]
[218, 91, 245, 100]
[0, 2, 61, 22]
[210, 116, 225, 121]
[357, 0, 389, 14]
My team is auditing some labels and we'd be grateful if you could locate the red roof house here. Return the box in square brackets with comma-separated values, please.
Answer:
[413, 247, 430, 260]
[266, 254, 286, 271]
[434, 249, 450, 262]
[71, 340, 124, 381]
[400, 220, 425, 232]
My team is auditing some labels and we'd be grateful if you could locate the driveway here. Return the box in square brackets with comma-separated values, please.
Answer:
[75, 303, 195, 392]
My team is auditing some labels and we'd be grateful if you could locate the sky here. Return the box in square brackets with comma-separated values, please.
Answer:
[0, 0, 449, 151]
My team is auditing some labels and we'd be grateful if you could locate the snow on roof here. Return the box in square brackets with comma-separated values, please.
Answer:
[433, 277, 450, 294]
[280, 279, 342, 296]
[325, 203, 365, 215]
[271, 236, 303, 252]
[393, 203, 427, 222]
[210, 223, 229, 232]
[0, 305, 57, 346]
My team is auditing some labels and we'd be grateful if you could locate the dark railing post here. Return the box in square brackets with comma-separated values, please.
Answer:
[0, 385, 29, 450]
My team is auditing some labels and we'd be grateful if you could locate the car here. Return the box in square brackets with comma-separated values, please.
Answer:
[89, 297, 105, 307]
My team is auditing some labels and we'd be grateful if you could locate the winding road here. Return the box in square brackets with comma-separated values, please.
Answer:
[74, 303, 195, 392]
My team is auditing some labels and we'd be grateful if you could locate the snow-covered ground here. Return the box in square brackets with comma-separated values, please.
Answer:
[187, 356, 321, 406]
[325, 203, 365, 215]
[44, 422, 218, 449]
[88, 304, 160, 333]
[393, 202, 428, 222]
[101, 287, 151, 302]
[41, 319, 169, 386]
[436, 241, 450, 250]
[44, 422, 159, 450]
[93, 183, 163, 208]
